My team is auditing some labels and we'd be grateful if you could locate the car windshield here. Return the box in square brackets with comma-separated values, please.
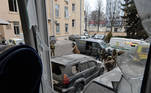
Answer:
[100, 42, 108, 48]
[117, 49, 149, 93]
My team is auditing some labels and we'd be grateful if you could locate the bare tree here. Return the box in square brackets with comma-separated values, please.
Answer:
[90, 10, 98, 27]
[84, 1, 90, 32]
[96, 0, 104, 32]
[106, 0, 122, 32]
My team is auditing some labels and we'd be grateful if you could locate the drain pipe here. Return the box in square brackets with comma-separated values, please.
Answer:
[51, 0, 55, 36]
[80, 0, 82, 35]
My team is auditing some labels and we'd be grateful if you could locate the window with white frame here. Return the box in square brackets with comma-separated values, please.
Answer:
[72, 4, 75, 11]
[13, 21, 20, 35]
[65, 24, 68, 32]
[8, 0, 18, 12]
[64, 6, 69, 18]
[55, 5, 59, 18]
[56, 23, 60, 33]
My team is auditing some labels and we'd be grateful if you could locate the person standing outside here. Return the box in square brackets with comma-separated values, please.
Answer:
[100, 48, 106, 61]
[112, 49, 118, 61]
[72, 42, 80, 54]
[111, 49, 118, 67]
[50, 42, 55, 57]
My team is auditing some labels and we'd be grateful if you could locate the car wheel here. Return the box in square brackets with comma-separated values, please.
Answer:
[75, 83, 84, 93]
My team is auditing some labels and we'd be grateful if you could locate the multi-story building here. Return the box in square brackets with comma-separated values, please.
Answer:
[46, 0, 84, 39]
[0, 0, 23, 41]
[0, 0, 84, 41]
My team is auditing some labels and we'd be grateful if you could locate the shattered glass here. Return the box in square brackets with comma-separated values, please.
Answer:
[134, 0, 151, 41]
[117, 46, 149, 93]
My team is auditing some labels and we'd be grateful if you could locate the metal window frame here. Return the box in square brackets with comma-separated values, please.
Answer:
[17, 0, 53, 93]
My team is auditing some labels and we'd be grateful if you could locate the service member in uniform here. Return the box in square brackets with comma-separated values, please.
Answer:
[72, 42, 80, 54]
[50, 42, 55, 57]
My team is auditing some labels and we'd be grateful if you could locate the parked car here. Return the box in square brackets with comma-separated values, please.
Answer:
[68, 35, 81, 41]
[75, 39, 108, 56]
[51, 54, 104, 93]
[8, 38, 25, 45]
[80, 36, 89, 39]
[84, 31, 89, 36]
[109, 37, 148, 51]
[92, 35, 105, 40]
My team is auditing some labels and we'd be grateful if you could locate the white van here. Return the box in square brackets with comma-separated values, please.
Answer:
[109, 38, 148, 51]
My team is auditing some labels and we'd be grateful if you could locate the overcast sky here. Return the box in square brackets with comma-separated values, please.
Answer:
[85, 0, 106, 13]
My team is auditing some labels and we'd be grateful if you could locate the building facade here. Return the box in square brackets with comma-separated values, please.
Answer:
[0, 0, 23, 41]
[0, 0, 84, 41]
[46, 0, 84, 39]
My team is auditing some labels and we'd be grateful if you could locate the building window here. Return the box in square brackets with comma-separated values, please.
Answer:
[65, 24, 68, 32]
[56, 23, 60, 33]
[64, 6, 69, 18]
[8, 0, 17, 12]
[72, 4, 75, 11]
[55, 5, 59, 18]
[13, 21, 20, 35]
[64, 0, 69, 4]
[72, 19, 75, 27]
[114, 28, 118, 32]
